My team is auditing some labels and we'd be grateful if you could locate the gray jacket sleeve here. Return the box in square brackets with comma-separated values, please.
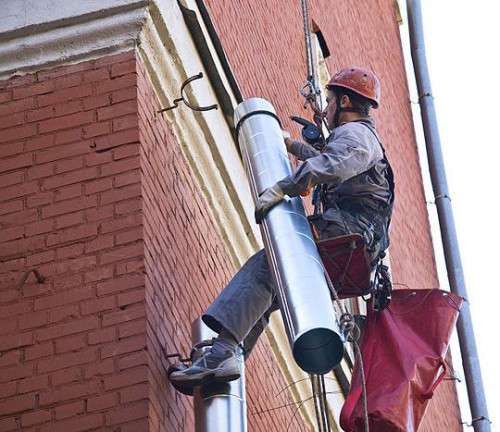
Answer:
[288, 140, 320, 161]
[277, 123, 382, 197]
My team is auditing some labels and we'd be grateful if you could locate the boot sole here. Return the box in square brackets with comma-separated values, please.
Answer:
[213, 372, 240, 384]
[170, 370, 240, 388]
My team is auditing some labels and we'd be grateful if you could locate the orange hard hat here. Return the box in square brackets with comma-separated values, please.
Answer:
[327, 67, 381, 108]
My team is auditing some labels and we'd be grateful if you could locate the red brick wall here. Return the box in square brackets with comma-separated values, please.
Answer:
[204, 0, 461, 429]
[205, 0, 438, 291]
[0, 50, 308, 431]
[0, 51, 148, 432]
[136, 55, 308, 431]
[0, 0, 463, 428]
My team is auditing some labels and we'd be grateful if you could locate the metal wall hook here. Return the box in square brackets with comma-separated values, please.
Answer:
[18, 268, 45, 289]
[157, 72, 218, 114]
[462, 416, 492, 427]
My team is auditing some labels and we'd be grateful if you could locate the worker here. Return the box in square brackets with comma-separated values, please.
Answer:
[169, 67, 394, 389]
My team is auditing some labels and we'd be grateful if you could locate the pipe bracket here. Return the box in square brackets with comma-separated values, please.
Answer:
[157, 72, 218, 114]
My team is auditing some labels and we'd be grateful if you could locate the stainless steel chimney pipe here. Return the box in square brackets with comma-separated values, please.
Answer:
[234, 98, 344, 374]
[192, 319, 247, 432]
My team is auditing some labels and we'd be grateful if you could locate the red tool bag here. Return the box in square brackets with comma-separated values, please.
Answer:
[317, 233, 373, 299]
[340, 289, 463, 432]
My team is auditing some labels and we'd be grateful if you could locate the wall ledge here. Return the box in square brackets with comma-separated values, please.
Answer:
[0, 0, 147, 80]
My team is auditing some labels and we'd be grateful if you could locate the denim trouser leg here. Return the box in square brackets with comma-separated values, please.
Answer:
[201, 208, 385, 356]
[202, 249, 279, 355]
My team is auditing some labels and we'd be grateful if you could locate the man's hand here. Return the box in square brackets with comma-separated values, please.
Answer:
[255, 184, 285, 224]
[282, 130, 293, 152]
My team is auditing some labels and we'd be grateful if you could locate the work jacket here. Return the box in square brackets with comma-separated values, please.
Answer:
[277, 117, 394, 258]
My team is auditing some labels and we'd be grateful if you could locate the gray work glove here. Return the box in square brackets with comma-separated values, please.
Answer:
[255, 184, 285, 224]
[282, 130, 293, 152]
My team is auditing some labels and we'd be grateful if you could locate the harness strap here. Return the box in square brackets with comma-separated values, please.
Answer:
[314, 121, 395, 216]
[355, 119, 396, 208]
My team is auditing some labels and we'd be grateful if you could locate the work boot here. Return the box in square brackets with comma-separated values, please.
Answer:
[168, 348, 240, 388]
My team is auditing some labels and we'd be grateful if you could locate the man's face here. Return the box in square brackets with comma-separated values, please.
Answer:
[325, 89, 338, 129]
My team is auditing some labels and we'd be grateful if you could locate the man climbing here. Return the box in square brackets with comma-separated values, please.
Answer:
[169, 67, 394, 390]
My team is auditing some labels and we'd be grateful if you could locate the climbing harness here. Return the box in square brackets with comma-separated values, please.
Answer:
[371, 256, 392, 311]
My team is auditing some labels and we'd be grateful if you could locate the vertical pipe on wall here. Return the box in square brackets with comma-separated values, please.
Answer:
[192, 319, 247, 432]
[234, 98, 344, 374]
[406, 1, 491, 430]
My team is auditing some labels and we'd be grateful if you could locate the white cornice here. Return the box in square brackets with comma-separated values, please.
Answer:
[0, 0, 147, 80]
[138, 3, 259, 266]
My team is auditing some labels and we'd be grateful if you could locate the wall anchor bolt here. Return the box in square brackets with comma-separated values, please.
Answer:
[18, 268, 45, 289]
[462, 416, 492, 428]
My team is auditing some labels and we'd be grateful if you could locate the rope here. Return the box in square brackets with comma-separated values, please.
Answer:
[300, 0, 315, 86]
[310, 374, 324, 431]
[353, 340, 369, 432]
[322, 258, 370, 431]
[320, 374, 333, 431]
[301, 4, 369, 432]
[299, 0, 325, 124]
[338, 312, 369, 432]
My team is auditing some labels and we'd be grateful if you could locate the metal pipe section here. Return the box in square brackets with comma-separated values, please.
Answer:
[234, 98, 344, 374]
[192, 319, 247, 432]
[406, 1, 490, 430]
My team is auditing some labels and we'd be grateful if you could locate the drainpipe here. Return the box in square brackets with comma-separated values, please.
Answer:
[192, 318, 247, 432]
[406, 1, 491, 430]
[234, 98, 344, 374]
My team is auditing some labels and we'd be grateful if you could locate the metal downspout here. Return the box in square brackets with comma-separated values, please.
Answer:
[192, 319, 247, 432]
[406, 1, 491, 430]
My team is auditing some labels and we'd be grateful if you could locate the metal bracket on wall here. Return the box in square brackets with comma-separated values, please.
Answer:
[164, 352, 191, 363]
[157, 72, 218, 114]
[18, 268, 45, 289]
[462, 416, 492, 428]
